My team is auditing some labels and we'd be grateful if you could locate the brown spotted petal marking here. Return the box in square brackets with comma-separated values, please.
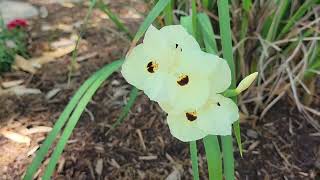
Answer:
[166, 110, 207, 142]
[186, 111, 197, 121]
[146, 61, 159, 73]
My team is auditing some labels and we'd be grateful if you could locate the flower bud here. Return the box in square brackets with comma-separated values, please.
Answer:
[236, 72, 258, 94]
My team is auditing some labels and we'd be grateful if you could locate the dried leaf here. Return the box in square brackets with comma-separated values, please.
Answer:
[45, 88, 61, 100]
[27, 145, 40, 156]
[19, 126, 52, 135]
[11, 85, 41, 96]
[0, 85, 41, 96]
[13, 55, 37, 74]
[1, 80, 24, 89]
[166, 168, 181, 180]
[0, 130, 31, 144]
[95, 158, 103, 176]
[31, 44, 76, 65]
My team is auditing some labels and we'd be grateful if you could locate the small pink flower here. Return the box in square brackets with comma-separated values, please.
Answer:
[7, 19, 28, 30]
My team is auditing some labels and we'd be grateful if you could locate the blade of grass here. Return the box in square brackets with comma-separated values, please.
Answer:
[203, 135, 222, 180]
[237, 0, 251, 78]
[202, 0, 209, 9]
[305, 40, 319, 79]
[218, 0, 243, 162]
[221, 136, 234, 180]
[97, 1, 133, 40]
[68, 0, 97, 85]
[180, 16, 193, 35]
[278, 0, 317, 39]
[218, 0, 236, 86]
[23, 63, 110, 180]
[191, 0, 199, 41]
[202, 0, 214, 10]
[217, 0, 238, 179]
[164, 0, 174, 25]
[105, 87, 139, 136]
[190, 141, 200, 180]
[42, 60, 123, 179]
[197, 13, 218, 54]
[243, 0, 252, 12]
[266, 0, 290, 41]
[133, 0, 171, 43]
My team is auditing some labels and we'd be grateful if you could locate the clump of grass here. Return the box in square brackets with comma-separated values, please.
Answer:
[0, 17, 29, 72]
[230, 0, 320, 130]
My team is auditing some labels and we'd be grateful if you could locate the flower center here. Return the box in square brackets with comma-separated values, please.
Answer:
[146, 61, 159, 73]
[177, 74, 189, 86]
[186, 111, 197, 121]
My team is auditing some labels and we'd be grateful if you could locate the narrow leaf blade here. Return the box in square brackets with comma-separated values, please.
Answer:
[203, 135, 223, 180]
[133, 0, 171, 43]
[190, 141, 200, 180]
[42, 60, 123, 179]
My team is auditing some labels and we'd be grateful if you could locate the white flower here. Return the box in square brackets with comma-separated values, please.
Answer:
[164, 94, 238, 142]
[121, 24, 241, 142]
[159, 51, 232, 112]
[121, 25, 200, 102]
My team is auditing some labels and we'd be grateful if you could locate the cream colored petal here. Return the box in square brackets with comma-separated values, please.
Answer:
[178, 50, 214, 76]
[166, 112, 207, 142]
[159, 51, 214, 112]
[143, 25, 159, 44]
[143, 72, 171, 102]
[121, 44, 150, 90]
[196, 94, 239, 135]
[121, 44, 172, 92]
[143, 25, 168, 53]
[160, 25, 200, 51]
[165, 73, 210, 112]
[204, 53, 231, 93]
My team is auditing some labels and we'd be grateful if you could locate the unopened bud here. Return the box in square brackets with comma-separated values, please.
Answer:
[236, 72, 258, 94]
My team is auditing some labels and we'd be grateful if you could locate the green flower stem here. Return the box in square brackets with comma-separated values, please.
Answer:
[190, 141, 200, 180]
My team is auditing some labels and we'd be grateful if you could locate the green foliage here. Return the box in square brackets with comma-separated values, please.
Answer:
[23, 61, 123, 179]
[190, 141, 200, 180]
[133, 0, 172, 43]
[197, 13, 218, 54]
[266, 0, 290, 41]
[278, 0, 318, 39]
[97, 1, 133, 40]
[164, 0, 174, 25]
[0, 18, 29, 72]
[217, 0, 237, 179]
[242, 0, 252, 12]
[203, 136, 223, 180]
[42, 60, 123, 179]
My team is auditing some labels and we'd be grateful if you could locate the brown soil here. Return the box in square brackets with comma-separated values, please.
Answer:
[0, 1, 320, 180]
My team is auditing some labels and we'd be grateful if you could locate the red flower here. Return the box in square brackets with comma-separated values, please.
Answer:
[7, 19, 28, 30]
